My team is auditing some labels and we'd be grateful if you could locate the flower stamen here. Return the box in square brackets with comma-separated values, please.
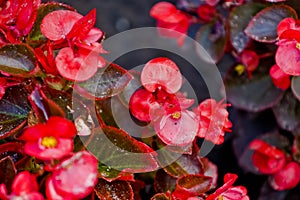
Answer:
[296, 43, 300, 50]
[41, 136, 58, 148]
[234, 64, 245, 75]
[171, 111, 181, 119]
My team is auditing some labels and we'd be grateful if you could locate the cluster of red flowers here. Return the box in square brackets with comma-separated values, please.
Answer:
[129, 57, 232, 146]
[0, 117, 98, 200]
[250, 139, 300, 191]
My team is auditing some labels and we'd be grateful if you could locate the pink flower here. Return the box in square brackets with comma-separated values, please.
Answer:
[20, 117, 77, 160]
[150, 2, 190, 46]
[275, 18, 300, 76]
[153, 109, 199, 146]
[193, 99, 232, 145]
[0, 171, 44, 200]
[249, 139, 286, 174]
[269, 162, 300, 191]
[46, 151, 98, 200]
[206, 173, 249, 200]
[141, 57, 182, 94]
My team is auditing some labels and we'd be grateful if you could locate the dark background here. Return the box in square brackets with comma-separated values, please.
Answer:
[43, 0, 286, 199]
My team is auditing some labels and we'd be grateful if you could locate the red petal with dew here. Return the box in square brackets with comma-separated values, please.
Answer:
[141, 57, 182, 94]
[55, 47, 98, 81]
[40, 10, 82, 41]
[275, 41, 300, 76]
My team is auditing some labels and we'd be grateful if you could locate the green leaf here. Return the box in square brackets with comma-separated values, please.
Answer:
[272, 90, 300, 131]
[229, 2, 266, 52]
[291, 76, 300, 101]
[77, 63, 132, 99]
[225, 58, 284, 112]
[245, 5, 298, 43]
[95, 179, 134, 200]
[0, 85, 30, 139]
[176, 174, 212, 195]
[195, 16, 227, 63]
[97, 161, 134, 182]
[28, 3, 74, 42]
[0, 44, 37, 76]
[86, 127, 159, 173]
[0, 157, 16, 193]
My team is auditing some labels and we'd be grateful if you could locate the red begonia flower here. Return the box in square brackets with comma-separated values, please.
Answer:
[249, 139, 286, 174]
[240, 50, 259, 76]
[20, 116, 77, 160]
[141, 57, 182, 94]
[35, 41, 57, 75]
[46, 151, 98, 200]
[275, 18, 300, 76]
[269, 64, 290, 90]
[275, 40, 300, 76]
[55, 46, 100, 81]
[193, 99, 232, 145]
[41, 9, 103, 43]
[277, 18, 300, 38]
[197, 4, 216, 23]
[0, 171, 44, 200]
[207, 173, 249, 200]
[269, 162, 300, 191]
[40, 10, 82, 41]
[150, 2, 190, 46]
[0, 0, 40, 37]
[153, 109, 199, 146]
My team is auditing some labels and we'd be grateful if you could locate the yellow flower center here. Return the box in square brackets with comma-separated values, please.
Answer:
[171, 112, 181, 119]
[218, 196, 224, 200]
[235, 64, 245, 75]
[41, 136, 58, 148]
[296, 43, 300, 50]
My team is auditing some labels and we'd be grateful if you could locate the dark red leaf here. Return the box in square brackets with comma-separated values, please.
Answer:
[0, 44, 37, 76]
[225, 58, 284, 112]
[0, 85, 30, 139]
[86, 127, 159, 173]
[28, 86, 65, 123]
[174, 174, 212, 196]
[154, 169, 177, 193]
[151, 193, 170, 200]
[0, 157, 16, 193]
[291, 76, 300, 101]
[94, 179, 134, 200]
[195, 16, 227, 63]
[76, 63, 132, 99]
[245, 5, 297, 43]
[229, 2, 266, 52]
[272, 91, 300, 131]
